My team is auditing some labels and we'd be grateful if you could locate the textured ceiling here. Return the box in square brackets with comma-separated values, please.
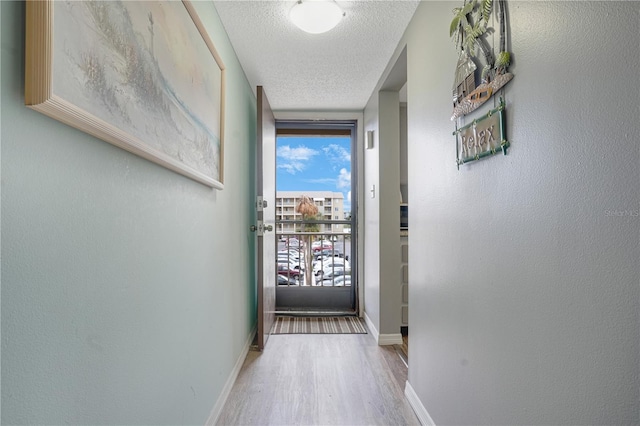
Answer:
[212, 1, 420, 111]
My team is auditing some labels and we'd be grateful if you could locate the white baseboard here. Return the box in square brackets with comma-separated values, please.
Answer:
[405, 381, 436, 426]
[363, 311, 379, 342]
[363, 312, 403, 345]
[205, 324, 256, 426]
[378, 333, 403, 345]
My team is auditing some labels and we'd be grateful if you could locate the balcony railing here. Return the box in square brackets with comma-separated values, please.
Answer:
[277, 220, 351, 288]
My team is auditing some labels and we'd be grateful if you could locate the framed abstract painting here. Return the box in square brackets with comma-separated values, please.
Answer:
[25, 0, 226, 188]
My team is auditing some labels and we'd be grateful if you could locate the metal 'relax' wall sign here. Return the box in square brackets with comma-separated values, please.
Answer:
[454, 98, 508, 168]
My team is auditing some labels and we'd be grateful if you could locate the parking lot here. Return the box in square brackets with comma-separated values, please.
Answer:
[277, 237, 351, 286]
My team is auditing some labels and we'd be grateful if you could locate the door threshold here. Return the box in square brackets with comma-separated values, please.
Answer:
[275, 309, 356, 317]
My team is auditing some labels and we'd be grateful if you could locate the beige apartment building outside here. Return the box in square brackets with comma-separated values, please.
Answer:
[276, 191, 346, 235]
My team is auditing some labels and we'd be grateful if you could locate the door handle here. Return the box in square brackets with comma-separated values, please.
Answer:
[251, 225, 273, 232]
[250, 221, 272, 235]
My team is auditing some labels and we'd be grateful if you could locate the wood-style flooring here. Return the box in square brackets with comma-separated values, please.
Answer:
[216, 332, 419, 425]
[393, 335, 409, 368]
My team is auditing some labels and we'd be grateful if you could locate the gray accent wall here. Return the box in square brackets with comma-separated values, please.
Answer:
[1, 1, 257, 424]
[366, 1, 639, 424]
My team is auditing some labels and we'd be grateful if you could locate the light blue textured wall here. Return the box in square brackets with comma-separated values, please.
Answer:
[1, 1, 256, 424]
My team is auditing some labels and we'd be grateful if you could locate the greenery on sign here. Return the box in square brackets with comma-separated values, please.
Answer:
[450, 0, 511, 83]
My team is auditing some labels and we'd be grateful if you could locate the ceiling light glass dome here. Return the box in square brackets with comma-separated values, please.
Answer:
[290, 0, 343, 34]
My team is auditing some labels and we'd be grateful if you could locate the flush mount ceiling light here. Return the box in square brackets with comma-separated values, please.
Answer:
[290, 0, 344, 34]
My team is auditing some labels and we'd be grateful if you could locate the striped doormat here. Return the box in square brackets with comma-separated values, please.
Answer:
[272, 316, 367, 334]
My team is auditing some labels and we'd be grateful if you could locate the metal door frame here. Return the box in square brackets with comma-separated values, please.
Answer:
[274, 120, 358, 313]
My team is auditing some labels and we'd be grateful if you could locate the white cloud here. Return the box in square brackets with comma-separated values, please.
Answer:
[337, 170, 351, 212]
[303, 178, 336, 185]
[277, 163, 304, 174]
[336, 168, 351, 190]
[277, 145, 319, 175]
[277, 145, 318, 161]
[344, 190, 352, 212]
[322, 144, 351, 165]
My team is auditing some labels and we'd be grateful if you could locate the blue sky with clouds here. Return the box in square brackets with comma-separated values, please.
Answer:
[276, 136, 352, 212]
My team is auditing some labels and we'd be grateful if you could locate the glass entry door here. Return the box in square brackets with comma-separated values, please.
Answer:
[274, 121, 357, 312]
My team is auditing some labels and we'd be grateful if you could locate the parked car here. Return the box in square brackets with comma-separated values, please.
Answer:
[314, 251, 345, 262]
[285, 238, 303, 248]
[320, 275, 352, 287]
[312, 240, 333, 252]
[333, 276, 352, 287]
[289, 247, 305, 256]
[313, 249, 334, 259]
[321, 267, 350, 279]
[277, 274, 298, 286]
[278, 251, 303, 262]
[313, 258, 350, 276]
[277, 254, 298, 263]
[316, 266, 350, 282]
[277, 259, 303, 272]
[277, 264, 300, 279]
[314, 253, 347, 262]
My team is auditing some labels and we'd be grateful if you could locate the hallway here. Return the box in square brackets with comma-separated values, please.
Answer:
[216, 332, 419, 425]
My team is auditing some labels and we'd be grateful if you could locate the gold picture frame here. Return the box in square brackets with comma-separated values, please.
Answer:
[25, 0, 226, 189]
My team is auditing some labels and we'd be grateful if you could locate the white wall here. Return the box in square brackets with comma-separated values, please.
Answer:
[378, 91, 402, 336]
[368, 1, 639, 424]
[400, 103, 408, 203]
[363, 74, 405, 339]
[1, 1, 257, 424]
[363, 98, 382, 331]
